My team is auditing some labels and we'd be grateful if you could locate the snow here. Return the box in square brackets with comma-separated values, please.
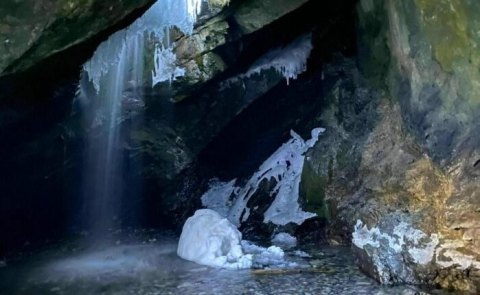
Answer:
[243, 34, 313, 85]
[83, 0, 203, 92]
[271, 233, 297, 249]
[177, 209, 252, 269]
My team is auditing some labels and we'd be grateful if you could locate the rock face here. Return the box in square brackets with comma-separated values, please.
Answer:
[0, 0, 155, 75]
[0, 0, 356, 255]
[303, 0, 480, 291]
[165, 0, 325, 101]
[1, 0, 478, 292]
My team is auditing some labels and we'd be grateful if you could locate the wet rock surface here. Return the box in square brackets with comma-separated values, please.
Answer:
[302, 0, 480, 290]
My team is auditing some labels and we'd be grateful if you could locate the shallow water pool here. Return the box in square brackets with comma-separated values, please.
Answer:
[0, 232, 464, 295]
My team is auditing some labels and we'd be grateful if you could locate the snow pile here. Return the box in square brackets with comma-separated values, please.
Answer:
[201, 128, 324, 227]
[177, 209, 252, 269]
[271, 232, 297, 249]
[83, 0, 203, 92]
[243, 34, 313, 85]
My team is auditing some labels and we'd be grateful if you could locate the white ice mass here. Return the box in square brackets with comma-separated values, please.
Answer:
[177, 209, 253, 269]
[201, 128, 324, 227]
[177, 209, 301, 269]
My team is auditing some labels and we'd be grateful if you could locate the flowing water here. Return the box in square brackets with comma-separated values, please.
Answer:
[77, 0, 201, 238]
[0, 232, 463, 295]
[79, 32, 146, 237]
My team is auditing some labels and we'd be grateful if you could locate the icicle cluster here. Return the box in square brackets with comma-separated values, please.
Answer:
[83, 0, 203, 92]
[245, 34, 313, 85]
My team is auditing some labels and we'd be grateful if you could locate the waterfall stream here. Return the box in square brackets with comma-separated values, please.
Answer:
[78, 0, 202, 240]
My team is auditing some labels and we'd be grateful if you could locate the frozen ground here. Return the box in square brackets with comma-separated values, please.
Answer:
[0, 231, 464, 295]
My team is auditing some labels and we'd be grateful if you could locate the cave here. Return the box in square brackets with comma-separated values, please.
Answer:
[0, 0, 479, 294]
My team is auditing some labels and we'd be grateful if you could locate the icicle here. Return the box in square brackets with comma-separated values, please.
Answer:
[235, 34, 313, 86]
[83, 0, 204, 92]
[152, 45, 186, 86]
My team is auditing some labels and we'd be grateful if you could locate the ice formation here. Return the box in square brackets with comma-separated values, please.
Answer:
[240, 241, 295, 268]
[243, 34, 313, 85]
[271, 232, 297, 249]
[436, 240, 480, 270]
[83, 0, 203, 92]
[201, 128, 324, 227]
[352, 219, 440, 283]
[192, 128, 324, 269]
[200, 179, 237, 217]
[177, 209, 253, 269]
[152, 46, 186, 86]
[352, 220, 439, 266]
[177, 209, 305, 269]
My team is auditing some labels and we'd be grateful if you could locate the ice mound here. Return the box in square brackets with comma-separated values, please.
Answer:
[177, 210, 301, 269]
[177, 209, 252, 269]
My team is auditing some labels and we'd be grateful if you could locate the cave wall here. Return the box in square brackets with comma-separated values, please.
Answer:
[0, 0, 156, 75]
[1, 0, 478, 291]
[0, 0, 356, 255]
[304, 0, 480, 291]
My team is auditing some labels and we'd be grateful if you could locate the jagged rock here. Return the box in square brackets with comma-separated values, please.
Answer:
[165, 0, 327, 101]
[232, 0, 309, 34]
[302, 0, 480, 290]
[2, 2, 477, 294]
[0, 0, 155, 75]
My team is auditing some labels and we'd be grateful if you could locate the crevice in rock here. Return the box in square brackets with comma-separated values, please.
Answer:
[473, 159, 480, 168]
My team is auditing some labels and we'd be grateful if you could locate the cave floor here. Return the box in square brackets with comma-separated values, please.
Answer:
[0, 231, 460, 295]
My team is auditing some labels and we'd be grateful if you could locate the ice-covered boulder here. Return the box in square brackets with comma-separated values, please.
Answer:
[177, 209, 252, 269]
